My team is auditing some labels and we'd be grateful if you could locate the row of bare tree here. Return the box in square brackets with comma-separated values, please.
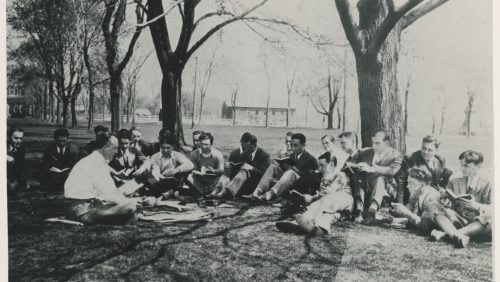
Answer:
[9, 0, 460, 151]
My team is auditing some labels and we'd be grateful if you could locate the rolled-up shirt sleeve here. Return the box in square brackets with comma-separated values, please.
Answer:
[174, 152, 195, 173]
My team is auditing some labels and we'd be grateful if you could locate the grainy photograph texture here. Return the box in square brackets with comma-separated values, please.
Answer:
[5, 0, 493, 281]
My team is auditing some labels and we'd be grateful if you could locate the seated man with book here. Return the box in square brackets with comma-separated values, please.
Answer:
[276, 152, 353, 235]
[187, 133, 225, 195]
[212, 132, 271, 199]
[252, 133, 318, 202]
[148, 135, 195, 198]
[108, 129, 151, 187]
[41, 128, 80, 191]
[428, 150, 492, 248]
[391, 166, 448, 235]
[345, 131, 403, 225]
[64, 132, 137, 225]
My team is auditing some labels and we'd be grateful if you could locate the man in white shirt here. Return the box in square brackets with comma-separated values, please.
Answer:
[64, 132, 137, 225]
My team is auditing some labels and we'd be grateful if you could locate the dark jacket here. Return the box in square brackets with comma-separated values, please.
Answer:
[7, 143, 25, 184]
[227, 147, 271, 179]
[131, 140, 154, 157]
[406, 151, 452, 188]
[108, 147, 147, 172]
[290, 150, 319, 179]
[42, 142, 79, 172]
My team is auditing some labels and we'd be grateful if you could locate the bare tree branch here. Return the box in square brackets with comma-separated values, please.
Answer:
[185, 0, 269, 62]
[367, 0, 423, 56]
[129, 0, 183, 29]
[401, 0, 450, 29]
[334, 0, 361, 52]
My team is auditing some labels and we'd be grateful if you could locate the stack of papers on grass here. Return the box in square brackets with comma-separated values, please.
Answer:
[155, 200, 193, 211]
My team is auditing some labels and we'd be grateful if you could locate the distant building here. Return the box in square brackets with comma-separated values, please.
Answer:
[7, 84, 34, 118]
[221, 102, 296, 126]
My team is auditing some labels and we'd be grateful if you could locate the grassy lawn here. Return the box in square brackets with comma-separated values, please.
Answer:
[7, 119, 492, 281]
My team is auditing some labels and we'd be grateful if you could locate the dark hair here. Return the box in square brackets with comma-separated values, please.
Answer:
[199, 132, 214, 144]
[158, 128, 171, 138]
[8, 127, 24, 137]
[240, 132, 257, 145]
[422, 135, 440, 149]
[373, 130, 390, 142]
[286, 131, 295, 137]
[338, 131, 358, 148]
[408, 166, 432, 184]
[94, 125, 108, 134]
[318, 151, 337, 167]
[459, 150, 484, 165]
[159, 135, 175, 146]
[193, 130, 204, 136]
[94, 132, 115, 149]
[54, 128, 69, 139]
[321, 134, 335, 142]
[291, 133, 306, 145]
[117, 129, 131, 140]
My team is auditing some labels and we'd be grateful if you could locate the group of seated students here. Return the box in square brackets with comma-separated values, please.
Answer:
[6, 125, 491, 248]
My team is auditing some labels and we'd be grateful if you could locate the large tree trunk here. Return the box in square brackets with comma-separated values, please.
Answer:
[109, 74, 123, 132]
[43, 81, 48, 120]
[355, 29, 405, 152]
[337, 106, 342, 129]
[160, 68, 185, 144]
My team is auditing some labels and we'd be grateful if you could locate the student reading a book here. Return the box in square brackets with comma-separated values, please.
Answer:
[276, 152, 353, 235]
[338, 131, 365, 220]
[148, 135, 195, 198]
[108, 129, 151, 186]
[188, 133, 225, 195]
[41, 128, 80, 191]
[7, 127, 26, 193]
[428, 150, 492, 248]
[390, 166, 447, 235]
[212, 132, 271, 199]
[347, 131, 403, 225]
[253, 133, 318, 202]
[64, 132, 137, 225]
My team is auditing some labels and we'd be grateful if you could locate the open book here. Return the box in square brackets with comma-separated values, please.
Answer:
[274, 157, 294, 166]
[112, 167, 136, 180]
[446, 189, 473, 201]
[50, 167, 70, 173]
[118, 179, 143, 196]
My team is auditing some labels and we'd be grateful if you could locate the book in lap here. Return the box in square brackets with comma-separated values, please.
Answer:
[274, 157, 294, 166]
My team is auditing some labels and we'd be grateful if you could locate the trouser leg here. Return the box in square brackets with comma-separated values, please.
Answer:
[227, 170, 249, 197]
[255, 164, 283, 193]
[271, 170, 300, 197]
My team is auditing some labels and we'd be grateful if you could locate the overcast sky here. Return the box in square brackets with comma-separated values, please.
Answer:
[129, 0, 491, 135]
